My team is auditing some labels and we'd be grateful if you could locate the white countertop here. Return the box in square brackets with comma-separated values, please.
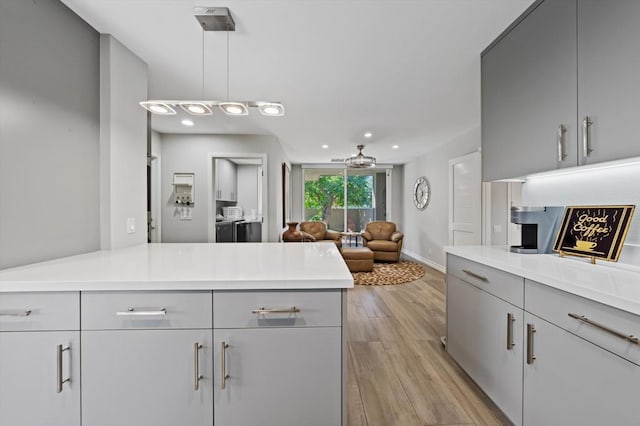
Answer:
[446, 246, 640, 316]
[0, 243, 354, 292]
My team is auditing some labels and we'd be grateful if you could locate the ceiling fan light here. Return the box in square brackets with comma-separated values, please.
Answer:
[258, 102, 285, 116]
[180, 103, 212, 115]
[220, 102, 248, 116]
[345, 145, 376, 168]
[140, 101, 176, 115]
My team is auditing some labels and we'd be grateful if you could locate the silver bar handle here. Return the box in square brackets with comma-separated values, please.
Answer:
[221, 341, 229, 390]
[0, 309, 31, 317]
[526, 323, 536, 365]
[557, 124, 567, 161]
[194, 343, 203, 391]
[116, 308, 167, 316]
[582, 116, 593, 158]
[568, 313, 639, 345]
[507, 313, 515, 350]
[462, 269, 488, 282]
[251, 306, 301, 315]
[56, 344, 70, 393]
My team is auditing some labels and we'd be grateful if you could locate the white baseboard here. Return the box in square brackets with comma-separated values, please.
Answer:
[401, 249, 446, 274]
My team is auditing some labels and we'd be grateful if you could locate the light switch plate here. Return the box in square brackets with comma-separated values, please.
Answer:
[127, 217, 136, 234]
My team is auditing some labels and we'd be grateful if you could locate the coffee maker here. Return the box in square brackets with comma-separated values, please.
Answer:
[510, 206, 564, 254]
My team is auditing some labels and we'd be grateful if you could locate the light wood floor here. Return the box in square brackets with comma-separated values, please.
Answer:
[347, 262, 510, 426]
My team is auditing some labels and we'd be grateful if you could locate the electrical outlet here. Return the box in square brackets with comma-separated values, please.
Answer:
[127, 217, 136, 234]
[493, 224, 502, 233]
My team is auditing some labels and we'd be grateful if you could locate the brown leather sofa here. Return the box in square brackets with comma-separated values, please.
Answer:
[299, 221, 342, 248]
[361, 221, 404, 262]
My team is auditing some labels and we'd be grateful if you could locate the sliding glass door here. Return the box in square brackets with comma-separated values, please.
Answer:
[303, 168, 389, 232]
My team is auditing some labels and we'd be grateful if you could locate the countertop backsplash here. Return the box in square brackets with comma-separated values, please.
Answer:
[522, 160, 640, 267]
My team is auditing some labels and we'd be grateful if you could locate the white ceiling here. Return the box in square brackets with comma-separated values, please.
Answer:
[62, 0, 533, 165]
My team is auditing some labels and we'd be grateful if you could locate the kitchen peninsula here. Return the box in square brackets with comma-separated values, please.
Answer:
[0, 243, 352, 426]
[445, 246, 640, 426]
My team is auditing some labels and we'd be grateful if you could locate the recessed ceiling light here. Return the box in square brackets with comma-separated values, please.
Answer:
[364, 132, 373, 139]
[181, 119, 194, 126]
[220, 102, 249, 116]
[180, 103, 212, 115]
[322, 145, 329, 149]
[139, 101, 176, 115]
[392, 145, 399, 149]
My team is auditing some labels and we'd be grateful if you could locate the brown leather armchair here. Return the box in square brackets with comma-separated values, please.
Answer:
[299, 221, 342, 248]
[361, 221, 404, 262]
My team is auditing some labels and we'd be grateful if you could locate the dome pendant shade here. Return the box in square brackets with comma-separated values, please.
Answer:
[345, 145, 376, 168]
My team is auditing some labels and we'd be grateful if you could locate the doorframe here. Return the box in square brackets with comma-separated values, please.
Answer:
[149, 152, 162, 243]
[207, 152, 268, 243]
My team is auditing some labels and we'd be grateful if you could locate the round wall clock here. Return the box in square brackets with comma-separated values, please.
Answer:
[413, 176, 430, 210]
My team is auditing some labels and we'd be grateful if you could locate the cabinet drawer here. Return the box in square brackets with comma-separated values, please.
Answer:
[82, 291, 212, 330]
[447, 254, 524, 308]
[0, 292, 79, 331]
[526, 279, 640, 366]
[213, 290, 342, 328]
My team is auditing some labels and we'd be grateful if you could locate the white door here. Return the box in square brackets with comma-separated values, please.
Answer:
[448, 151, 481, 245]
[149, 153, 161, 243]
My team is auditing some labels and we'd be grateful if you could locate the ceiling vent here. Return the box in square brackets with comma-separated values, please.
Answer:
[331, 158, 346, 163]
[194, 7, 235, 31]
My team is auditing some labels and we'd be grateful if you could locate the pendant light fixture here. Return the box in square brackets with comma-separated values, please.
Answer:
[345, 145, 376, 168]
[140, 7, 284, 117]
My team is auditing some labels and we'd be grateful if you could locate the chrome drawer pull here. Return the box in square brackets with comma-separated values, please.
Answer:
[251, 307, 301, 315]
[0, 310, 31, 317]
[462, 269, 488, 282]
[526, 323, 536, 364]
[56, 344, 70, 393]
[507, 313, 516, 350]
[568, 313, 639, 345]
[116, 308, 167, 316]
[582, 116, 593, 158]
[194, 342, 203, 391]
[557, 124, 567, 161]
[221, 341, 229, 390]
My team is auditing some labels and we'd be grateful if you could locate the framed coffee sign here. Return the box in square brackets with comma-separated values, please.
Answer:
[553, 205, 635, 263]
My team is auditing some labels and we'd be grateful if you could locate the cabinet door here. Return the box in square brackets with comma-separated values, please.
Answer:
[214, 327, 342, 426]
[446, 275, 523, 425]
[82, 330, 213, 426]
[523, 312, 640, 425]
[482, 0, 577, 181]
[577, 0, 640, 164]
[0, 331, 80, 426]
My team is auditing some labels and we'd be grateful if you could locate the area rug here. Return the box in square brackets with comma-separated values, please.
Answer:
[353, 261, 425, 285]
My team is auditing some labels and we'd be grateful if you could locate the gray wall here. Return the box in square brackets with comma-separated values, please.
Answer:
[402, 126, 481, 270]
[99, 35, 148, 249]
[160, 134, 287, 243]
[0, 0, 100, 269]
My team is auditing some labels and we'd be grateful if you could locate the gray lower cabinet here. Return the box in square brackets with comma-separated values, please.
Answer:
[0, 292, 80, 426]
[523, 311, 640, 425]
[0, 331, 80, 426]
[82, 329, 213, 426]
[446, 275, 523, 425]
[577, 0, 640, 165]
[213, 327, 342, 426]
[481, 0, 577, 181]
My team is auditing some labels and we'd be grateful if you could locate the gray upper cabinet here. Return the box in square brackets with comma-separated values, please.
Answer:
[577, 0, 640, 165]
[482, 0, 640, 181]
[215, 158, 237, 202]
[482, 0, 577, 181]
